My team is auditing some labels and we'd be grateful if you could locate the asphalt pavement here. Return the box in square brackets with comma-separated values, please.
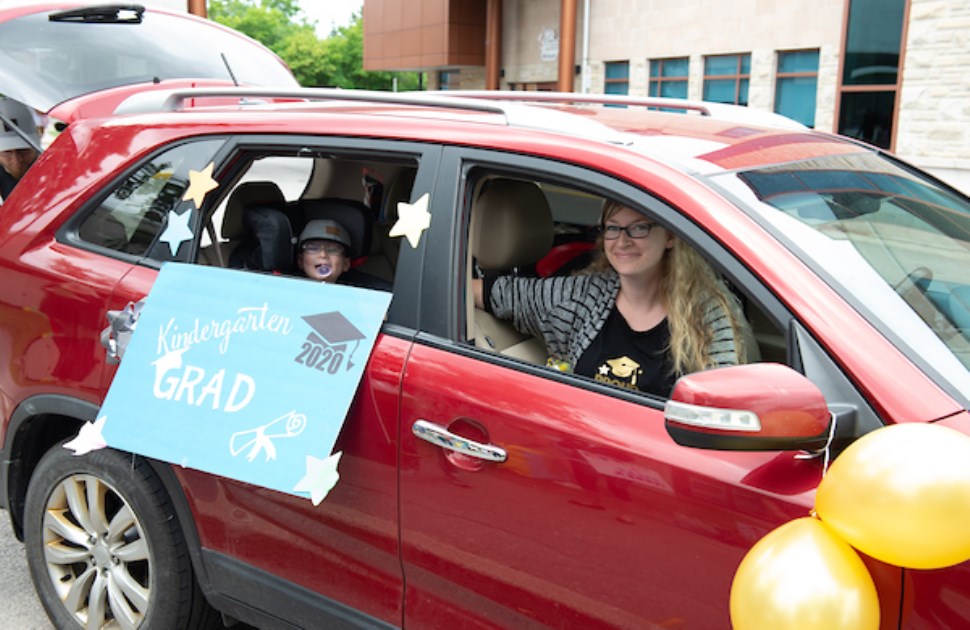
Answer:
[0, 512, 51, 629]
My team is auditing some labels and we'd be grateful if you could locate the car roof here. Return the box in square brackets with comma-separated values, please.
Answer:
[106, 87, 875, 176]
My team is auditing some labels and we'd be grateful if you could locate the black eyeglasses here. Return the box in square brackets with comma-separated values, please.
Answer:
[601, 222, 656, 240]
[302, 242, 345, 256]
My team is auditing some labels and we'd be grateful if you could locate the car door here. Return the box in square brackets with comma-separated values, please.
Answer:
[103, 136, 442, 627]
[397, 149, 893, 628]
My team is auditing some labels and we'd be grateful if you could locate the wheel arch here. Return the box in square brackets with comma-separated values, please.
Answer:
[2, 396, 209, 590]
[2, 394, 96, 538]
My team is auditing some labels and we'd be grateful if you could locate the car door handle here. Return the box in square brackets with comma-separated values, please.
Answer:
[412, 420, 507, 463]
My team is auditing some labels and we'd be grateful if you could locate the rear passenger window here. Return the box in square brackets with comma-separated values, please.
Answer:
[77, 140, 222, 258]
[197, 149, 419, 293]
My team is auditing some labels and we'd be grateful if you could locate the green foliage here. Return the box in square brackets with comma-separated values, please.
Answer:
[208, 0, 422, 91]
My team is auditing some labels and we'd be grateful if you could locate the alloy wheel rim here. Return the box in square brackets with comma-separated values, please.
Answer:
[41, 473, 151, 630]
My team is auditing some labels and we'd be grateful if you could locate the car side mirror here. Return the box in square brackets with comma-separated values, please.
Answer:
[664, 363, 832, 452]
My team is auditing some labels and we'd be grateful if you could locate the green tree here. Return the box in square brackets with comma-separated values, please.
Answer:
[208, 0, 308, 51]
[208, 1, 421, 90]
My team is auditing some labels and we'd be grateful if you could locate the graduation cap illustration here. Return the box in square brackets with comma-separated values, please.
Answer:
[301, 311, 367, 370]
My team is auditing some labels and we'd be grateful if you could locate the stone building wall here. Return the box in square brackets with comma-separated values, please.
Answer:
[897, 0, 970, 192]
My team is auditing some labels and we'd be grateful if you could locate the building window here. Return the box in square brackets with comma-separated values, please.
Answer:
[439, 70, 459, 90]
[775, 50, 819, 127]
[649, 58, 689, 99]
[703, 53, 750, 105]
[837, 0, 907, 149]
[604, 61, 629, 96]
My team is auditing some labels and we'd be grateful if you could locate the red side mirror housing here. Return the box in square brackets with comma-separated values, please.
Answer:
[664, 363, 832, 451]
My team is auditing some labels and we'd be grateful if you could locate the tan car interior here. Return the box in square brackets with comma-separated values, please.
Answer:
[467, 177, 555, 363]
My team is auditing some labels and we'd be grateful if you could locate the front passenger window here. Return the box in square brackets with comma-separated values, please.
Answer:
[467, 170, 770, 399]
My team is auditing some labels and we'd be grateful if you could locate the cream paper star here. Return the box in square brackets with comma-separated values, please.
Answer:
[160, 208, 194, 256]
[293, 451, 342, 506]
[389, 192, 431, 249]
[182, 162, 219, 208]
[63, 416, 108, 456]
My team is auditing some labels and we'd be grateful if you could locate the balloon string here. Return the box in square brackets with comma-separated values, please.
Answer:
[821, 412, 837, 478]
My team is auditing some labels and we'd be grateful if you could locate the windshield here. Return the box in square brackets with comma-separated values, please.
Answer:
[0, 7, 296, 112]
[712, 152, 970, 400]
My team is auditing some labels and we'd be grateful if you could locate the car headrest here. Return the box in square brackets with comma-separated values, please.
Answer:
[223, 181, 285, 240]
[296, 198, 372, 259]
[471, 179, 554, 270]
[230, 205, 294, 273]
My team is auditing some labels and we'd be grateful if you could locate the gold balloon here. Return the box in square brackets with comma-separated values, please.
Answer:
[730, 517, 879, 630]
[815, 422, 970, 569]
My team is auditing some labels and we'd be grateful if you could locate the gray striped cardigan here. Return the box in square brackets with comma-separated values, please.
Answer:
[488, 270, 740, 372]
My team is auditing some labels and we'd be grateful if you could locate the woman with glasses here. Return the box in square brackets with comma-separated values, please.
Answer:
[473, 200, 746, 397]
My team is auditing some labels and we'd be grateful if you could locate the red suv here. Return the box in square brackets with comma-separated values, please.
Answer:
[2, 84, 969, 629]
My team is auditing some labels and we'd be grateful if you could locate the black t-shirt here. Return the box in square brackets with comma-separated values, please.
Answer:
[574, 306, 677, 397]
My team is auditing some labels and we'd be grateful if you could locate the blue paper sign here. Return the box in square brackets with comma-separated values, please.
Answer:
[98, 263, 391, 504]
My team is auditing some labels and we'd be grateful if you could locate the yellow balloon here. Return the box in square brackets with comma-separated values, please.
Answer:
[730, 517, 879, 630]
[815, 422, 970, 569]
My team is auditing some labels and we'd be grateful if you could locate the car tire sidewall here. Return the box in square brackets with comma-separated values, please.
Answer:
[23, 444, 197, 630]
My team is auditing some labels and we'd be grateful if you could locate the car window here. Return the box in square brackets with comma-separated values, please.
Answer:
[463, 167, 778, 398]
[716, 152, 970, 398]
[0, 8, 296, 113]
[200, 155, 313, 252]
[195, 146, 421, 298]
[76, 139, 223, 259]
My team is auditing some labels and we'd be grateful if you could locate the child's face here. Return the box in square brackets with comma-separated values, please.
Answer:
[299, 240, 350, 283]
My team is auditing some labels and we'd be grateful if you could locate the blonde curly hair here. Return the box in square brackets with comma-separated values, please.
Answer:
[587, 200, 745, 375]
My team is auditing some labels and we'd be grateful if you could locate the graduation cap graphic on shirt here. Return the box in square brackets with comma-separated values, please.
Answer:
[301, 312, 367, 370]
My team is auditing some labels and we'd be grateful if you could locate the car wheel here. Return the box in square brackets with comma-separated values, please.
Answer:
[24, 443, 218, 630]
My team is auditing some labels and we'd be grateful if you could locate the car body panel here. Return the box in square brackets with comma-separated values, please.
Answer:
[398, 342, 821, 627]
[170, 334, 411, 626]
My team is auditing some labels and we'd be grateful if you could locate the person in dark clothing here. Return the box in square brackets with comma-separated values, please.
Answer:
[0, 98, 41, 203]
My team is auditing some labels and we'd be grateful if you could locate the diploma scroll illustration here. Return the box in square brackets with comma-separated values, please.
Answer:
[230, 410, 308, 462]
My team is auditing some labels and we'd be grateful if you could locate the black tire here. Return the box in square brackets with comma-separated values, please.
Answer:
[23, 444, 219, 630]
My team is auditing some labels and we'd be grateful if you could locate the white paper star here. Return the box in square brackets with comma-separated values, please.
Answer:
[390, 193, 431, 249]
[293, 452, 342, 505]
[63, 416, 108, 456]
[182, 162, 218, 208]
[160, 208, 194, 256]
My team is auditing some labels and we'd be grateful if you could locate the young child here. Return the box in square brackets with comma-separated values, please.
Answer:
[297, 219, 353, 284]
